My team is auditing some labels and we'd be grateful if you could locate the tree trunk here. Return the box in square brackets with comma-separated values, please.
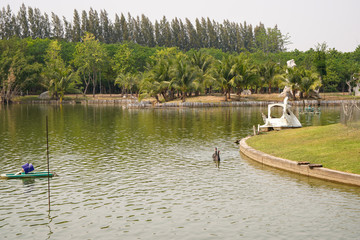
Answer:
[155, 95, 160, 103]
[92, 71, 97, 98]
[99, 71, 102, 94]
[161, 91, 168, 102]
[268, 82, 272, 94]
[83, 74, 90, 96]
[107, 79, 112, 96]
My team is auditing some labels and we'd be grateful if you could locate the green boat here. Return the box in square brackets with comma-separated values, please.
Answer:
[1, 171, 55, 179]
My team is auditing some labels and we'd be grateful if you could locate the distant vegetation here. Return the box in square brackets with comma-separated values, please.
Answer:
[1, 4, 360, 104]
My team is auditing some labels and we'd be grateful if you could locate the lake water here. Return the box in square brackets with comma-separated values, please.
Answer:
[0, 104, 359, 239]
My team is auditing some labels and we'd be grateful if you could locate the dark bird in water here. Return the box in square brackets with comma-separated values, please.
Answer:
[234, 139, 240, 144]
[212, 147, 219, 161]
[212, 148, 221, 168]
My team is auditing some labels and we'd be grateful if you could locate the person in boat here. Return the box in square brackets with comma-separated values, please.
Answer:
[212, 148, 220, 168]
[15, 163, 34, 175]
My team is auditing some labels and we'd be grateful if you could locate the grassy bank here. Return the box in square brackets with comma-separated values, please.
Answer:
[12, 93, 360, 104]
[246, 124, 360, 174]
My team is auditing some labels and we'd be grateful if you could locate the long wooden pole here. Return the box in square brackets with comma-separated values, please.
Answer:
[46, 116, 50, 212]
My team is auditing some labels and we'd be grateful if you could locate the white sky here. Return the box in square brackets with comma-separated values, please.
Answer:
[2, 0, 360, 52]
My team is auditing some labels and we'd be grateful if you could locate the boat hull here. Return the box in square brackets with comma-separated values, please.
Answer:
[1, 172, 55, 179]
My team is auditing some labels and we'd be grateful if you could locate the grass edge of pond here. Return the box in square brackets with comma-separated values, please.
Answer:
[246, 123, 360, 175]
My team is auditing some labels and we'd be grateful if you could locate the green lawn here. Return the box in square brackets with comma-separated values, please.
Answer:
[246, 123, 360, 174]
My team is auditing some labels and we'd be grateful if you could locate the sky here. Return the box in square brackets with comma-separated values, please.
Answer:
[2, 0, 360, 52]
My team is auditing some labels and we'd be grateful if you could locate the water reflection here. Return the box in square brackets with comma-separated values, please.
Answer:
[0, 104, 359, 239]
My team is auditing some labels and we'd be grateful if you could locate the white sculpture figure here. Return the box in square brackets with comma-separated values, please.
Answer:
[241, 89, 252, 95]
[287, 59, 296, 68]
[279, 86, 294, 99]
[280, 59, 297, 99]
[259, 97, 302, 132]
[354, 83, 360, 96]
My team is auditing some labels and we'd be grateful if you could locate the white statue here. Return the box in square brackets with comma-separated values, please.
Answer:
[354, 83, 360, 96]
[287, 59, 296, 68]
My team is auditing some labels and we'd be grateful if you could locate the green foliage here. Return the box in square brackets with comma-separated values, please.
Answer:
[73, 32, 107, 96]
[314, 43, 327, 78]
[25, 38, 51, 64]
[140, 48, 176, 102]
[42, 40, 80, 102]
[214, 55, 237, 101]
[170, 55, 199, 102]
[0, 21, 360, 102]
[1, 4, 290, 53]
[0, 38, 42, 102]
[112, 43, 136, 75]
[115, 72, 141, 96]
[258, 62, 283, 93]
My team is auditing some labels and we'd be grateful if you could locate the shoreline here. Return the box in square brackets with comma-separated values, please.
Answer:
[239, 136, 360, 187]
[7, 98, 360, 108]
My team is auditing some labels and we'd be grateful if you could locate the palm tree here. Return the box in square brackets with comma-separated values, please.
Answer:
[170, 56, 199, 102]
[284, 67, 302, 99]
[48, 72, 80, 103]
[232, 57, 258, 95]
[258, 62, 283, 93]
[215, 56, 237, 101]
[299, 69, 321, 99]
[115, 72, 141, 97]
[189, 51, 214, 94]
[140, 58, 172, 102]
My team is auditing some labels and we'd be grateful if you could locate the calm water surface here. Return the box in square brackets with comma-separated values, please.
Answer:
[0, 104, 359, 239]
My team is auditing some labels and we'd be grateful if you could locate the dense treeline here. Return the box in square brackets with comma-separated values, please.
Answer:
[1, 35, 359, 104]
[1, 5, 360, 104]
[0, 4, 287, 53]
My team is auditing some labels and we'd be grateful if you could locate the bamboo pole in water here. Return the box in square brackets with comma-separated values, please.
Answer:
[46, 116, 50, 212]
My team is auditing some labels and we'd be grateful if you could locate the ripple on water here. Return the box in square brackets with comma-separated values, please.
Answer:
[1, 105, 360, 239]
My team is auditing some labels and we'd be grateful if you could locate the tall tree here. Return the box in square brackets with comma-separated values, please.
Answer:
[207, 18, 218, 48]
[81, 10, 88, 36]
[161, 16, 172, 47]
[0, 5, 15, 39]
[0, 39, 41, 103]
[41, 13, 51, 38]
[73, 32, 106, 96]
[42, 40, 79, 102]
[120, 13, 129, 41]
[113, 14, 122, 43]
[88, 8, 100, 39]
[185, 18, 199, 49]
[51, 12, 63, 39]
[314, 42, 327, 80]
[141, 14, 155, 47]
[63, 17, 72, 41]
[27, 6, 36, 38]
[100, 9, 112, 43]
[178, 19, 188, 50]
[154, 20, 162, 46]
[171, 17, 181, 47]
[72, 9, 81, 42]
[17, 4, 29, 38]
